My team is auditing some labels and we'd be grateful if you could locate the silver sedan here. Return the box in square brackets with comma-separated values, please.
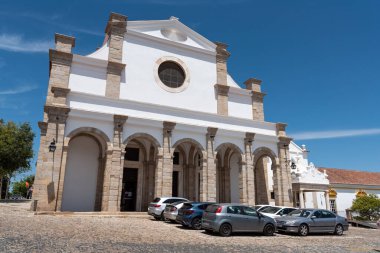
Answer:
[275, 209, 349, 236]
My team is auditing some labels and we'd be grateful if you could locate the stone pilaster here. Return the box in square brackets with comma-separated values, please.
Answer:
[215, 84, 230, 116]
[215, 42, 230, 116]
[244, 132, 255, 205]
[33, 105, 70, 211]
[105, 13, 127, 99]
[205, 127, 218, 202]
[160, 121, 176, 197]
[107, 115, 128, 211]
[46, 34, 74, 111]
[244, 78, 266, 121]
[276, 122, 293, 206]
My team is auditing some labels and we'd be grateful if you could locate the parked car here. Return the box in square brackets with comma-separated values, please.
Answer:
[275, 208, 349, 236]
[163, 201, 186, 223]
[176, 202, 215, 230]
[148, 197, 189, 220]
[201, 204, 277, 236]
[259, 206, 297, 218]
[253, 205, 272, 212]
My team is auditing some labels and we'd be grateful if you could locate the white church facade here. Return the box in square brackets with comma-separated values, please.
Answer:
[33, 12, 379, 214]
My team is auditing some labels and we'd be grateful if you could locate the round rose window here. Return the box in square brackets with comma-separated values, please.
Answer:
[158, 61, 185, 88]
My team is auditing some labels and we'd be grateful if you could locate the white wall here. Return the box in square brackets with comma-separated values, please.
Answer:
[228, 92, 252, 119]
[61, 136, 100, 211]
[120, 34, 218, 114]
[69, 62, 107, 96]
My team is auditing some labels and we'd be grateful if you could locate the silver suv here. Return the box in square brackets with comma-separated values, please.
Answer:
[202, 203, 277, 236]
[148, 197, 188, 220]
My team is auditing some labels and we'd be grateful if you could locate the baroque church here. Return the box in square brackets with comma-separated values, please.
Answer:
[33, 12, 380, 214]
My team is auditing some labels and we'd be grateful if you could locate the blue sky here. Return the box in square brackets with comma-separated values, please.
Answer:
[0, 0, 379, 178]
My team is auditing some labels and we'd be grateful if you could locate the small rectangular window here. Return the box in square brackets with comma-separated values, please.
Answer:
[271, 192, 275, 199]
[125, 148, 139, 161]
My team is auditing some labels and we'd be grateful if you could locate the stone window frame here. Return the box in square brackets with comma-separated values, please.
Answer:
[153, 56, 190, 93]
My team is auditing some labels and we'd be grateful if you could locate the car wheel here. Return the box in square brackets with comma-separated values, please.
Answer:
[160, 211, 166, 221]
[154, 216, 161, 221]
[191, 217, 202, 230]
[334, 224, 344, 236]
[219, 223, 232, 237]
[298, 224, 309, 236]
[263, 224, 275, 236]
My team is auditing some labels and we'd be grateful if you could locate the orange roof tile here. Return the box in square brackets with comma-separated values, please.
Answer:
[318, 167, 380, 186]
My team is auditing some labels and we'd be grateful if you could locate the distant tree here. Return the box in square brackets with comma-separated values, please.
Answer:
[0, 120, 34, 199]
[11, 175, 35, 197]
[351, 194, 380, 221]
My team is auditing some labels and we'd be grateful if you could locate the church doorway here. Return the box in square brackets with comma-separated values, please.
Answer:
[120, 168, 138, 211]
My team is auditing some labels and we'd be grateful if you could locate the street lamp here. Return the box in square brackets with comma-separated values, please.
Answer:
[290, 162, 297, 170]
[49, 139, 56, 153]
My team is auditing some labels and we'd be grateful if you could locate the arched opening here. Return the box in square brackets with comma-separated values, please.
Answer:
[61, 134, 104, 211]
[253, 147, 278, 205]
[216, 143, 243, 203]
[172, 139, 204, 201]
[122, 134, 160, 211]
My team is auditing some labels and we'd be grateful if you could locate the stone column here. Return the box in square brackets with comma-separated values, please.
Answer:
[276, 123, 293, 206]
[214, 42, 230, 116]
[205, 127, 218, 202]
[244, 78, 266, 121]
[105, 13, 127, 99]
[299, 191, 305, 208]
[244, 133, 255, 205]
[107, 115, 128, 211]
[160, 121, 176, 197]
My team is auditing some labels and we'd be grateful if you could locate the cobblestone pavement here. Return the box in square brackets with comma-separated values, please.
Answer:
[1, 202, 379, 253]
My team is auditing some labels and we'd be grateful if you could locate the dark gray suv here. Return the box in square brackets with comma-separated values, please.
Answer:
[201, 204, 276, 236]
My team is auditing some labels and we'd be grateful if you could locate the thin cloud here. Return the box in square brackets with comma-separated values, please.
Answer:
[0, 34, 52, 53]
[0, 85, 38, 95]
[291, 129, 380, 140]
[0, 11, 102, 37]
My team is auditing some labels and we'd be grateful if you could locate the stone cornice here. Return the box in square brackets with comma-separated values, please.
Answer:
[49, 49, 73, 66]
[55, 33, 75, 48]
[215, 42, 230, 62]
[51, 86, 70, 98]
[276, 122, 287, 136]
[44, 105, 70, 124]
[163, 121, 176, 135]
[252, 91, 266, 101]
[207, 127, 218, 140]
[105, 12, 127, 35]
[114, 114, 128, 131]
[278, 136, 293, 146]
[214, 84, 230, 96]
[244, 78, 262, 90]
[107, 61, 126, 75]
[244, 132, 255, 145]
[38, 121, 48, 136]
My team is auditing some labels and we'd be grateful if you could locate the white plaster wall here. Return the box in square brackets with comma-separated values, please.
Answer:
[214, 133, 245, 154]
[230, 153, 240, 203]
[252, 140, 279, 158]
[228, 93, 252, 119]
[142, 30, 205, 49]
[86, 42, 109, 60]
[65, 116, 114, 142]
[123, 119, 163, 147]
[120, 34, 218, 114]
[61, 136, 99, 211]
[172, 130, 206, 151]
[68, 93, 278, 138]
[69, 62, 107, 96]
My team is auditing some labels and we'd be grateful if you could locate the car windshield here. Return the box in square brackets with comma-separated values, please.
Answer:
[261, 206, 281, 214]
[182, 203, 194, 209]
[152, 198, 160, 203]
[205, 204, 220, 213]
[287, 209, 312, 217]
